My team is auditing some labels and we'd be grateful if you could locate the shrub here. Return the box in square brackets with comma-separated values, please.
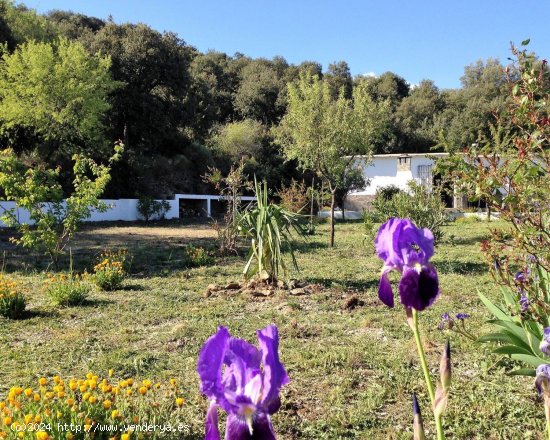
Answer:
[0, 144, 123, 267]
[183, 245, 214, 267]
[0, 276, 26, 319]
[278, 179, 310, 214]
[441, 43, 550, 381]
[0, 372, 187, 440]
[237, 179, 307, 282]
[137, 196, 171, 221]
[370, 182, 451, 242]
[93, 250, 128, 291]
[44, 273, 90, 307]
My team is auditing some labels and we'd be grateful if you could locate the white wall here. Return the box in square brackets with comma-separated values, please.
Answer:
[0, 198, 180, 227]
[351, 155, 438, 196]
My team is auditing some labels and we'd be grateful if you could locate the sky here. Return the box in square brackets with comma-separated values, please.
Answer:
[21, 0, 550, 89]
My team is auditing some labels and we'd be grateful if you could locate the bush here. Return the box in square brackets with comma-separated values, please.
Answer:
[183, 245, 214, 267]
[0, 276, 26, 319]
[93, 250, 128, 291]
[1, 372, 187, 440]
[278, 180, 311, 214]
[44, 273, 90, 307]
[370, 182, 451, 242]
[0, 144, 123, 267]
[137, 196, 171, 221]
[237, 180, 307, 282]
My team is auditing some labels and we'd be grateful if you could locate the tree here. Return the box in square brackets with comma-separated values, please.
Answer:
[326, 60, 352, 99]
[395, 80, 443, 151]
[0, 143, 123, 267]
[234, 59, 286, 125]
[335, 166, 366, 220]
[0, 38, 118, 162]
[211, 119, 264, 162]
[278, 73, 391, 246]
[1, 0, 59, 46]
[434, 58, 511, 152]
[188, 51, 239, 138]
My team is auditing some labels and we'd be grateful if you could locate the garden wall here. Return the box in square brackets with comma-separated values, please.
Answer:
[0, 198, 180, 226]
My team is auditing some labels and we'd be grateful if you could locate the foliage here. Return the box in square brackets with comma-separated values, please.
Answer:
[236, 179, 307, 282]
[234, 59, 286, 124]
[0, 144, 123, 266]
[334, 166, 366, 219]
[477, 271, 549, 376]
[203, 159, 251, 255]
[277, 179, 310, 214]
[434, 58, 511, 153]
[210, 119, 264, 162]
[44, 272, 89, 307]
[93, 250, 128, 291]
[0, 275, 25, 319]
[439, 42, 549, 374]
[370, 181, 450, 241]
[182, 245, 214, 268]
[1, 0, 59, 47]
[277, 72, 391, 246]
[137, 196, 170, 222]
[0, 372, 187, 440]
[0, 37, 118, 161]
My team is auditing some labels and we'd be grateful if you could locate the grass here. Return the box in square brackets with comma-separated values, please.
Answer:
[0, 219, 545, 439]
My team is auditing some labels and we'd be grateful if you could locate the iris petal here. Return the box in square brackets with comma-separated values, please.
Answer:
[256, 325, 289, 414]
[225, 413, 277, 440]
[205, 402, 221, 440]
[398, 265, 440, 311]
[378, 271, 394, 308]
[197, 326, 232, 411]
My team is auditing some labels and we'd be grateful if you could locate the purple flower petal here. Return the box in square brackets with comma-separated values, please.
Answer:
[375, 218, 405, 269]
[205, 402, 221, 440]
[224, 339, 262, 393]
[378, 271, 394, 308]
[197, 326, 232, 411]
[540, 340, 550, 357]
[375, 218, 435, 270]
[225, 413, 276, 440]
[256, 325, 289, 414]
[398, 265, 440, 311]
[536, 364, 550, 396]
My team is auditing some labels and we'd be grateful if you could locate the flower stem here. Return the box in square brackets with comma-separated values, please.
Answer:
[411, 309, 445, 440]
[545, 397, 550, 440]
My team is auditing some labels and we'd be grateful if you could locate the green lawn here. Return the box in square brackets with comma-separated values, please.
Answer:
[0, 219, 544, 439]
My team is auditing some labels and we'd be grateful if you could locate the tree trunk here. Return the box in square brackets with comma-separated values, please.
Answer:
[341, 198, 346, 221]
[330, 188, 336, 247]
[309, 178, 315, 234]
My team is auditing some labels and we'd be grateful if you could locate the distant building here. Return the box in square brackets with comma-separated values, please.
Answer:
[345, 153, 468, 211]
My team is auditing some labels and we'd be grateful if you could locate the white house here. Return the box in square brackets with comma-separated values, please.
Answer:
[345, 153, 465, 211]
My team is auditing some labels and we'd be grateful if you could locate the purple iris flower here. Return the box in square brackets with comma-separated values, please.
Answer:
[540, 328, 550, 356]
[519, 293, 530, 312]
[197, 325, 289, 440]
[514, 269, 531, 283]
[438, 313, 452, 330]
[455, 313, 470, 320]
[375, 218, 440, 311]
[536, 364, 550, 396]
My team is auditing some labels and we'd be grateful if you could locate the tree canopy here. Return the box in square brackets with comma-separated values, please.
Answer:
[0, 1, 538, 201]
[278, 73, 391, 245]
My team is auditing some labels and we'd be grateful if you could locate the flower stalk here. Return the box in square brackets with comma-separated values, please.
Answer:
[411, 309, 445, 440]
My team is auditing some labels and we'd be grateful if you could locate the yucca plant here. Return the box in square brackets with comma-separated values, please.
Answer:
[237, 179, 307, 283]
